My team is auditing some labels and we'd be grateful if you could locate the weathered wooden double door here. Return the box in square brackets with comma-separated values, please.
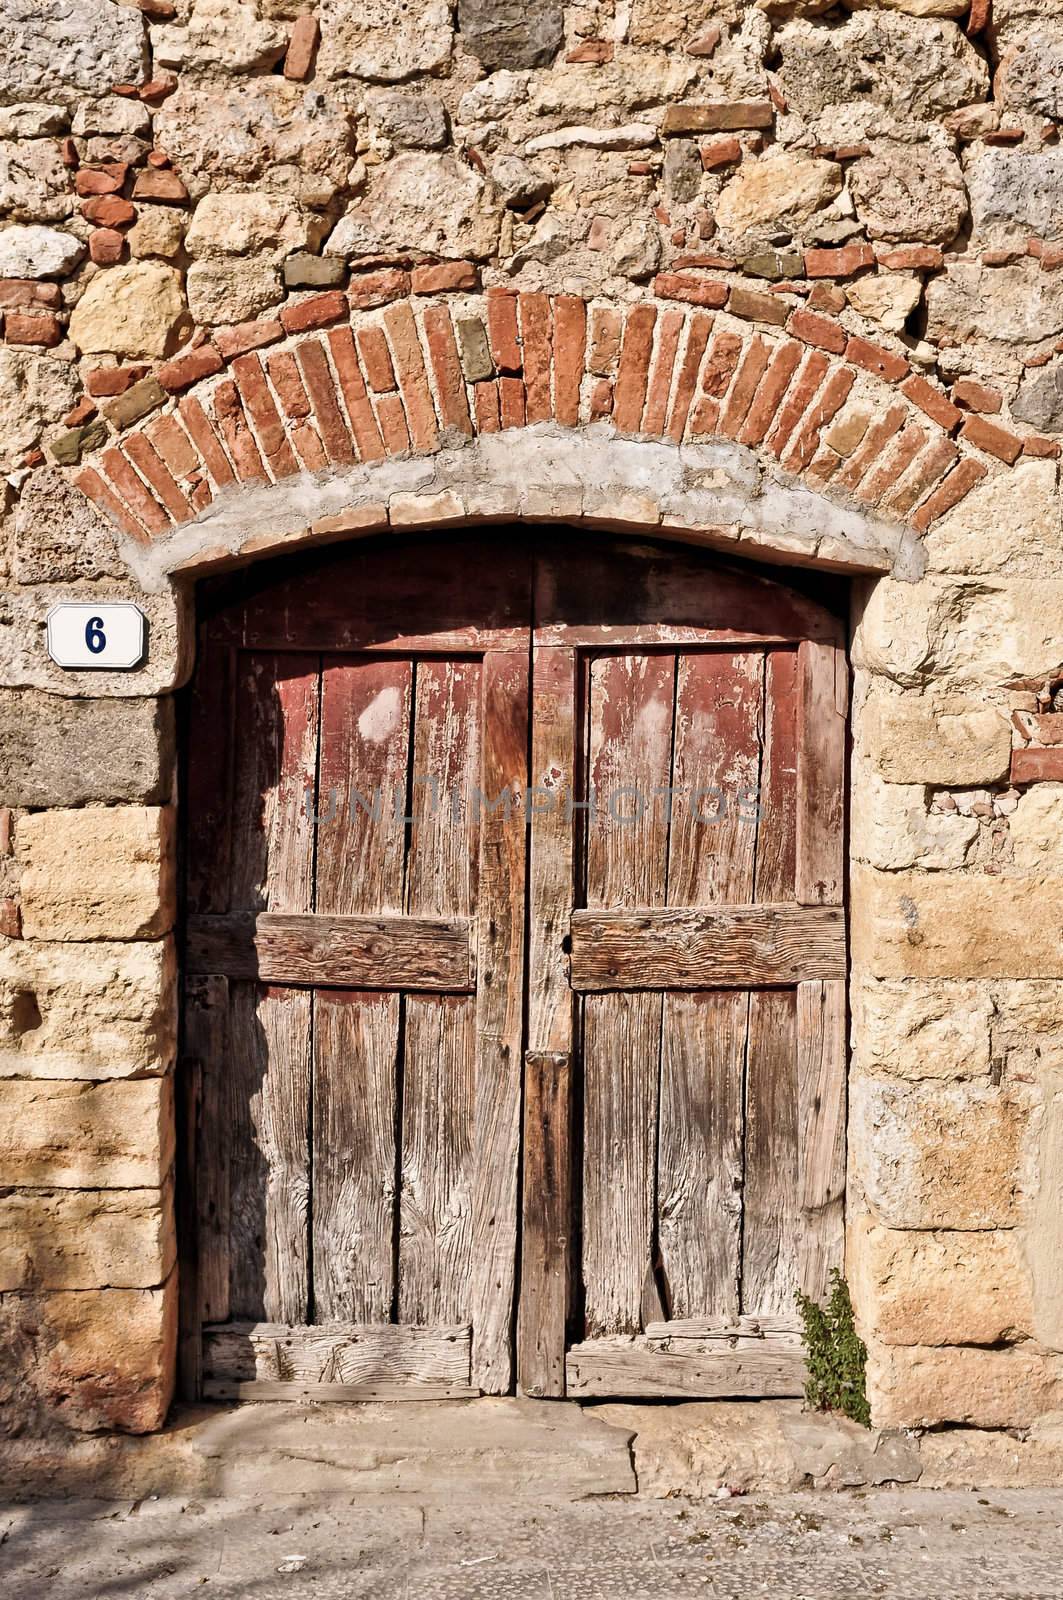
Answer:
[182, 531, 846, 1402]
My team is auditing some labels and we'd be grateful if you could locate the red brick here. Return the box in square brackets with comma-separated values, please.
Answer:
[80, 195, 136, 227]
[85, 365, 140, 398]
[881, 436, 959, 519]
[101, 445, 171, 534]
[472, 380, 500, 435]
[214, 320, 284, 360]
[686, 24, 722, 56]
[665, 311, 712, 442]
[157, 344, 223, 392]
[123, 431, 193, 520]
[967, 0, 990, 32]
[700, 137, 741, 170]
[960, 413, 1023, 464]
[858, 421, 927, 505]
[984, 128, 1024, 146]
[60, 136, 78, 168]
[653, 272, 729, 308]
[231, 353, 299, 478]
[212, 379, 267, 482]
[74, 465, 146, 541]
[875, 245, 944, 271]
[588, 306, 623, 376]
[700, 328, 743, 398]
[130, 168, 188, 203]
[834, 401, 906, 490]
[738, 339, 803, 448]
[64, 396, 98, 427]
[1023, 434, 1061, 458]
[1011, 747, 1063, 784]
[662, 101, 774, 134]
[552, 295, 586, 428]
[5, 311, 61, 347]
[727, 285, 788, 326]
[0, 279, 60, 309]
[138, 77, 177, 102]
[1039, 244, 1063, 271]
[688, 393, 720, 436]
[912, 458, 989, 531]
[281, 291, 349, 335]
[566, 39, 613, 62]
[951, 376, 1002, 414]
[639, 308, 683, 436]
[356, 325, 397, 393]
[382, 303, 440, 452]
[845, 335, 909, 383]
[486, 290, 521, 374]
[613, 303, 657, 432]
[423, 304, 473, 435]
[411, 260, 479, 294]
[267, 349, 311, 420]
[325, 327, 386, 461]
[589, 378, 613, 421]
[766, 350, 830, 457]
[89, 227, 125, 265]
[499, 376, 526, 429]
[146, 413, 198, 479]
[0, 899, 21, 939]
[295, 338, 355, 464]
[899, 374, 960, 432]
[348, 268, 409, 310]
[807, 283, 846, 314]
[803, 243, 875, 277]
[374, 391, 410, 454]
[75, 164, 128, 196]
[783, 367, 855, 472]
[283, 11, 319, 80]
[188, 475, 213, 514]
[518, 293, 552, 425]
[787, 307, 847, 355]
[719, 336, 772, 440]
[290, 422, 327, 472]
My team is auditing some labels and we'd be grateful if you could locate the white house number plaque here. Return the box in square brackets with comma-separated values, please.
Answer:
[46, 603, 147, 671]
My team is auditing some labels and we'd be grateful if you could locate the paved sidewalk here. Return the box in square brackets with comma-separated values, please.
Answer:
[5, 1487, 1063, 1599]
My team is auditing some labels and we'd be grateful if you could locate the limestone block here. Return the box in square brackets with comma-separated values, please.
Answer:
[0, 1077, 174, 1188]
[528, 53, 698, 117]
[0, 104, 67, 139]
[848, 1214, 1034, 1345]
[457, 0, 562, 70]
[1010, 785, 1063, 874]
[0, 224, 83, 279]
[68, 262, 186, 358]
[997, 30, 1063, 120]
[127, 206, 187, 261]
[185, 193, 322, 259]
[845, 273, 921, 332]
[151, 0, 286, 74]
[155, 83, 353, 195]
[1012, 364, 1063, 436]
[992, 981, 1063, 1077]
[455, 70, 529, 130]
[0, 138, 72, 222]
[776, 14, 988, 121]
[919, 1421, 1063, 1488]
[0, 584, 191, 699]
[0, 690, 173, 807]
[851, 863, 1063, 979]
[72, 98, 152, 139]
[714, 152, 842, 238]
[0, 0, 147, 105]
[326, 154, 501, 262]
[16, 807, 176, 942]
[0, 938, 177, 1080]
[849, 1075, 1031, 1228]
[848, 140, 967, 244]
[628, 0, 729, 48]
[319, 0, 452, 82]
[0, 1182, 175, 1291]
[0, 349, 79, 472]
[866, 1340, 1063, 1429]
[0, 1275, 177, 1434]
[13, 468, 125, 584]
[365, 89, 448, 150]
[861, 695, 1012, 784]
[968, 149, 1063, 244]
[186, 259, 283, 324]
[922, 458, 1061, 577]
[849, 972, 993, 1080]
[851, 762, 977, 870]
[926, 262, 1063, 345]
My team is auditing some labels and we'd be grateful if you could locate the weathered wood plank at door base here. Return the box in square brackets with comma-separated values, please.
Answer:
[643, 1315, 803, 1347]
[202, 1381, 480, 1402]
[204, 1321, 472, 1385]
[186, 912, 473, 990]
[569, 905, 845, 989]
[565, 1337, 807, 1398]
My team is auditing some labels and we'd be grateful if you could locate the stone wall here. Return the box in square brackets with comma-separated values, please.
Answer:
[1, 0, 1063, 1450]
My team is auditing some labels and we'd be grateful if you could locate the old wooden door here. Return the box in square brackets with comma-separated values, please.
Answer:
[182, 535, 529, 1399]
[518, 536, 847, 1400]
[182, 530, 846, 1402]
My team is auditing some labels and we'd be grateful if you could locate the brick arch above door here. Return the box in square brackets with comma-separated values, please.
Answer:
[65, 282, 1028, 593]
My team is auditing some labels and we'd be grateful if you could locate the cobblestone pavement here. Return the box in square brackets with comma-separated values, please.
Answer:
[4, 1488, 1063, 1600]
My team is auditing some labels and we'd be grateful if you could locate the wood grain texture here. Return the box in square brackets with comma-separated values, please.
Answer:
[796, 978, 847, 1302]
[565, 1336, 806, 1398]
[796, 639, 847, 906]
[203, 1380, 478, 1401]
[742, 988, 799, 1318]
[517, 1051, 571, 1397]
[186, 912, 473, 990]
[204, 1320, 471, 1385]
[644, 1314, 801, 1343]
[754, 649, 798, 903]
[185, 634, 234, 915]
[570, 905, 845, 989]
[405, 658, 481, 918]
[185, 975, 230, 1332]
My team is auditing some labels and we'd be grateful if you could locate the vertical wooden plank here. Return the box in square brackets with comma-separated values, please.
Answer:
[186, 974, 230, 1332]
[797, 978, 847, 1302]
[176, 1056, 202, 1400]
[400, 660, 482, 1333]
[185, 634, 234, 915]
[468, 649, 528, 1390]
[228, 983, 312, 1324]
[519, 644, 576, 1394]
[742, 988, 799, 1318]
[582, 653, 674, 1337]
[313, 658, 411, 1322]
[754, 648, 799, 903]
[657, 650, 761, 1323]
[796, 638, 847, 905]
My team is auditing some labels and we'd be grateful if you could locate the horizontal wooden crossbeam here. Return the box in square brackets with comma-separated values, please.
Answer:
[568, 904, 845, 989]
[186, 912, 473, 990]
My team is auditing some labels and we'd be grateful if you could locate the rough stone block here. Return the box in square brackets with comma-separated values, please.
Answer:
[0, 1275, 177, 1434]
[0, 691, 173, 806]
[851, 763, 977, 871]
[0, 1182, 175, 1290]
[0, 937, 176, 1080]
[0, 1077, 174, 1188]
[862, 695, 1012, 785]
[850, 1075, 1031, 1229]
[849, 972, 992, 1081]
[866, 1340, 1063, 1430]
[457, 0, 562, 70]
[848, 1214, 1033, 1346]
[16, 807, 176, 941]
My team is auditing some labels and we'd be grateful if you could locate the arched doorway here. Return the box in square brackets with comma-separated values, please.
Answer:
[180, 528, 848, 1401]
